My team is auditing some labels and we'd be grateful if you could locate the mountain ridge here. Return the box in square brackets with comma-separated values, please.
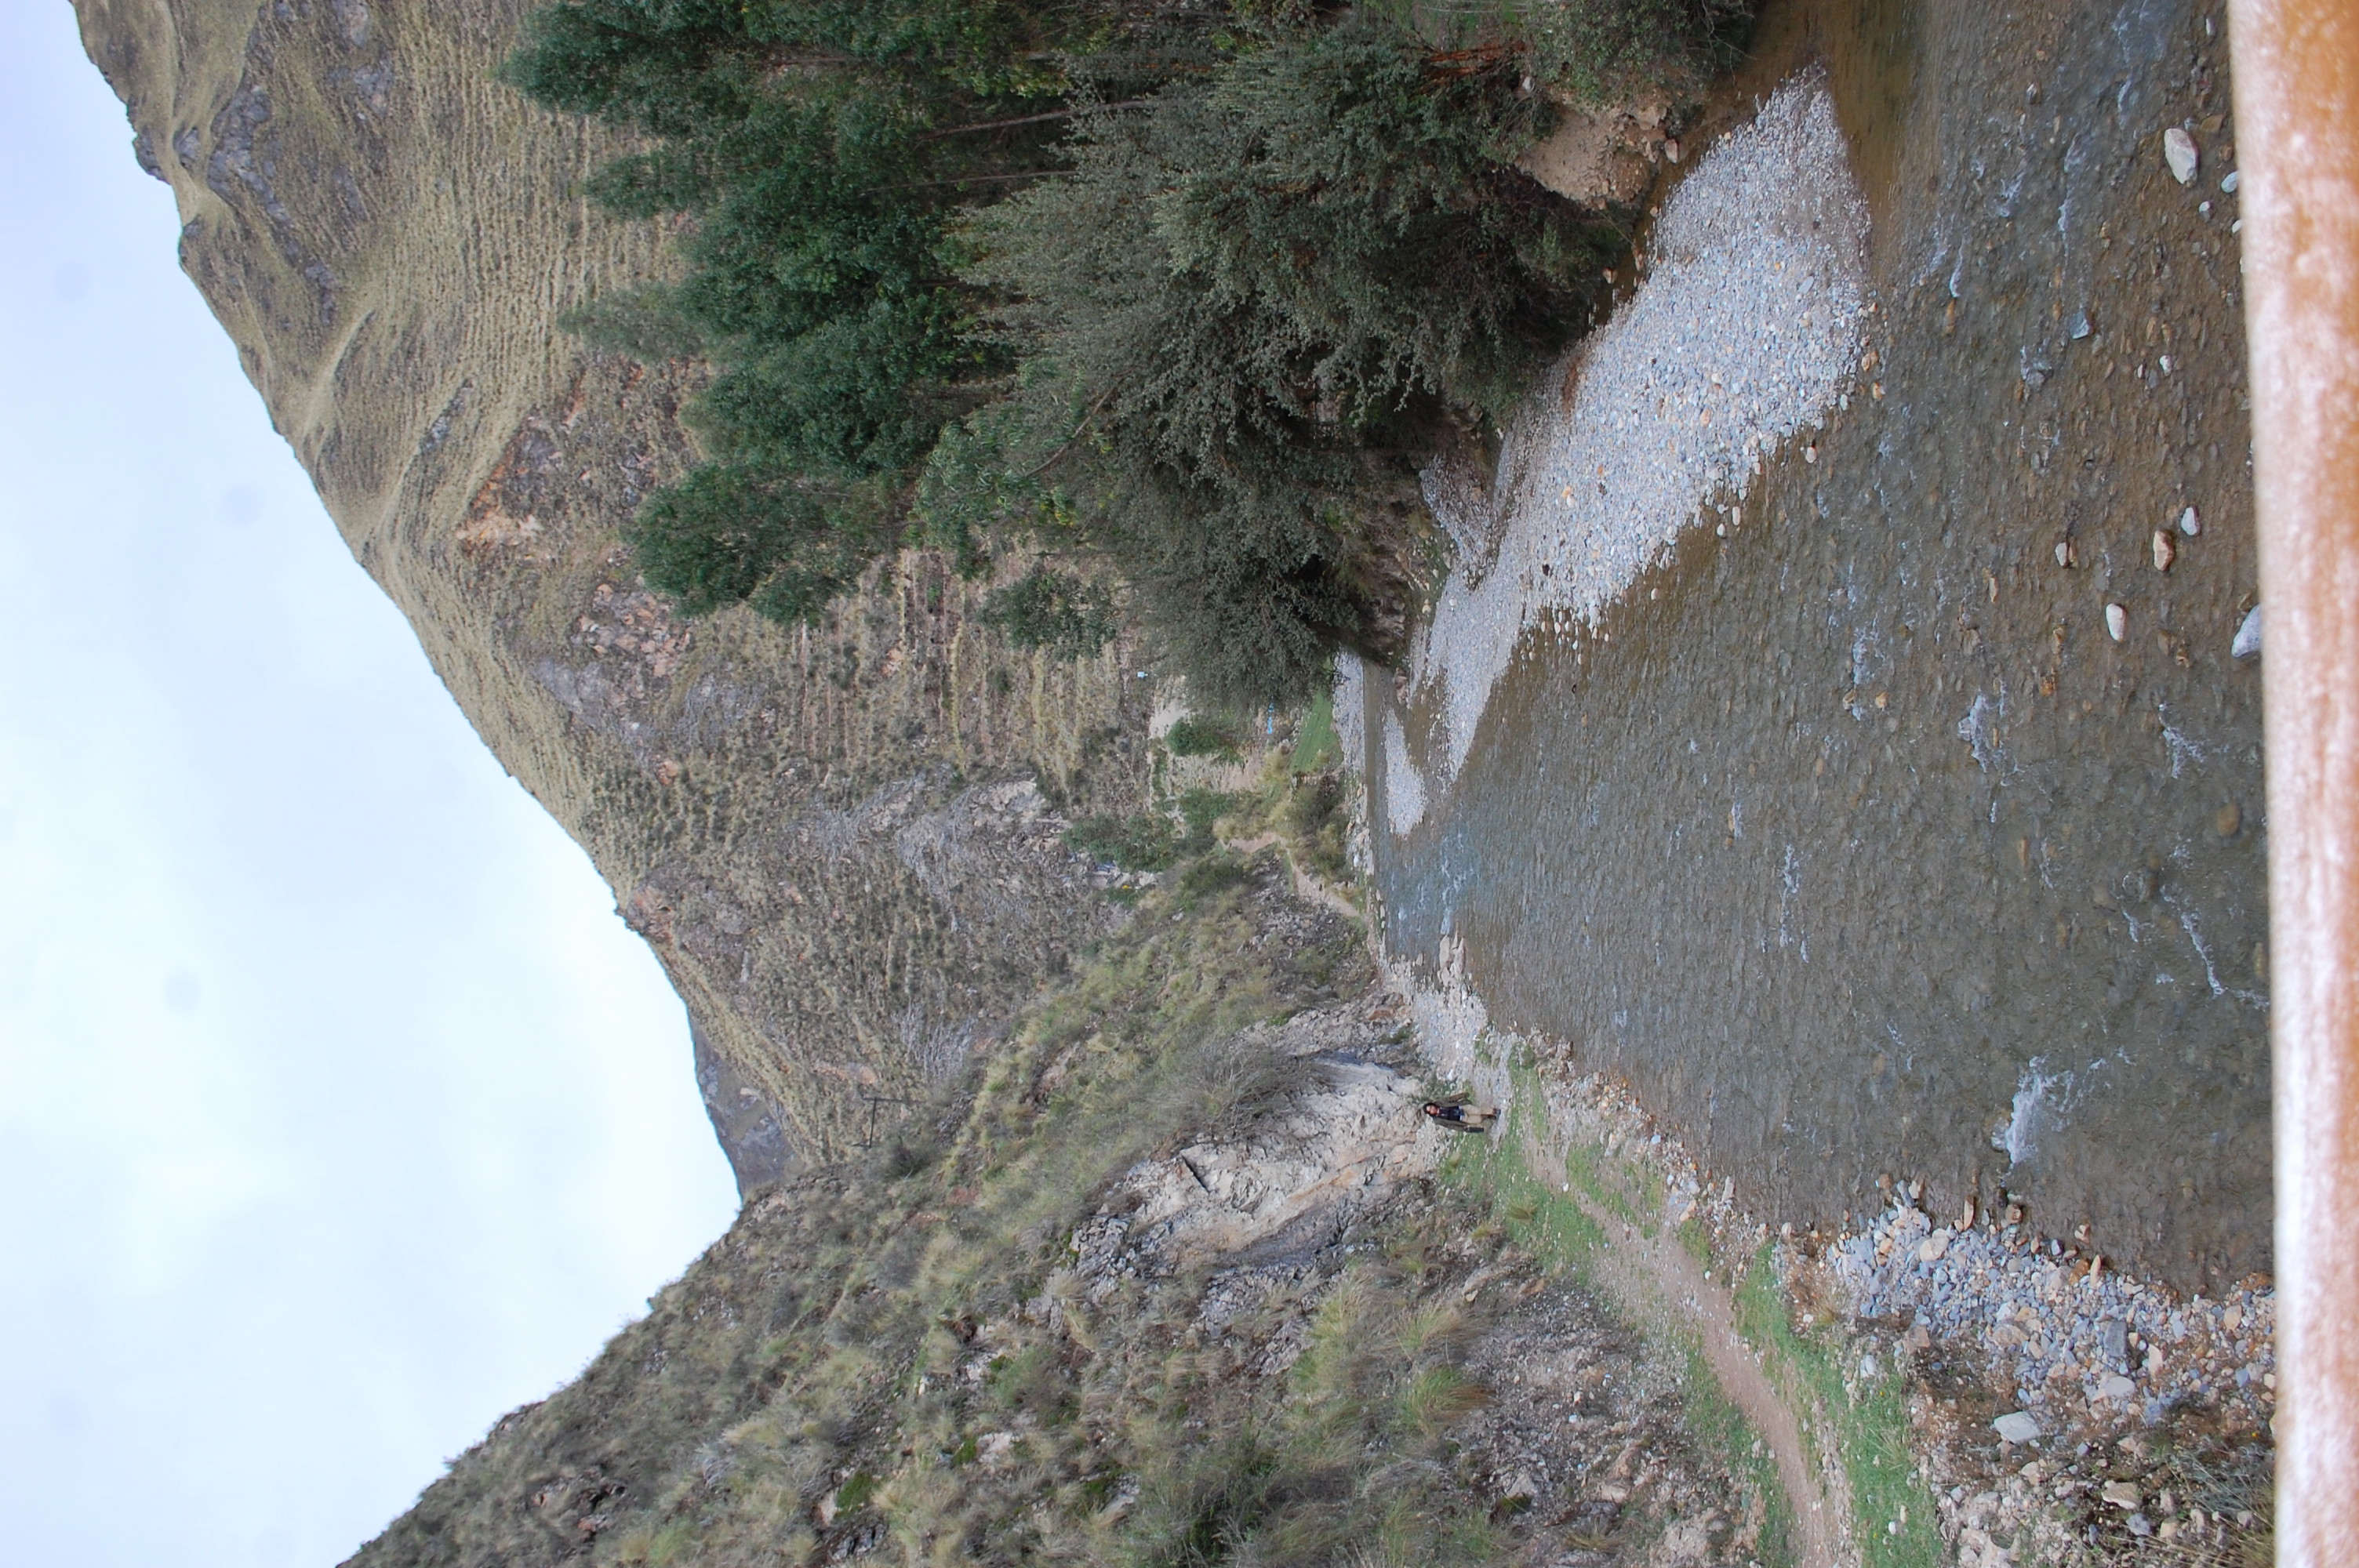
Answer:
[75, 0, 1154, 1181]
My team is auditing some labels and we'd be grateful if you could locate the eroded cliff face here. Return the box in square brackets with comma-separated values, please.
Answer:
[75, 0, 1154, 1181]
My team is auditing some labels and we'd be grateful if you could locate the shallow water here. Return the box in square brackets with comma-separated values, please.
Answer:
[1369, 0, 2266, 1290]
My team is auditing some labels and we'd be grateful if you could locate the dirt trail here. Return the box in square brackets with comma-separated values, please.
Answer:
[1517, 1115, 1857, 1568]
[1223, 829, 1365, 925]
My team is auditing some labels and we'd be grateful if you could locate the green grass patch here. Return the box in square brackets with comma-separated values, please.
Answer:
[1558, 1140, 1634, 1225]
[1437, 1118, 1607, 1266]
[1491, 1047, 1936, 1568]
[833, 1470, 881, 1514]
[1290, 691, 1340, 773]
[1172, 851, 1249, 905]
[1734, 1245, 1943, 1568]
[1453, 1082, 1798, 1566]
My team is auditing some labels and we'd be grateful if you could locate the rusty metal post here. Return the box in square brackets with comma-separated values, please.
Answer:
[2226, 2, 2359, 1559]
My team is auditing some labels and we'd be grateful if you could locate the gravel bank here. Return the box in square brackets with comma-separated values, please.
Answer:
[1401, 75, 1870, 819]
[1832, 1199, 2276, 1441]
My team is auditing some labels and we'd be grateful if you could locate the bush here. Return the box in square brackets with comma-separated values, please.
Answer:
[623, 463, 889, 615]
[1165, 716, 1243, 760]
[1282, 771, 1353, 884]
[1066, 786, 1234, 873]
[1173, 851, 1249, 901]
[979, 564, 1118, 659]
[1066, 811, 1178, 872]
[1118, 472, 1398, 710]
[1364, 0, 1754, 99]
[1175, 786, 1237, 855]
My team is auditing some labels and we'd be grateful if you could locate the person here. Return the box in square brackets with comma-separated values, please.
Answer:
[1422, 1100, 1496, 1132]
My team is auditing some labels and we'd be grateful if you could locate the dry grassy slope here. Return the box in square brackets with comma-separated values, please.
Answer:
[74, 0, 1153, 1181]
[339, 855, 1767, 1568]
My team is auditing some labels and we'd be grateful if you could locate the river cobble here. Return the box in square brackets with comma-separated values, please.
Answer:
[1833, 1198, 2274, 1443]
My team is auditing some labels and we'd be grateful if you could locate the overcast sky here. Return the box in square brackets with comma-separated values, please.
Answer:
[0, 9, 742, 1566]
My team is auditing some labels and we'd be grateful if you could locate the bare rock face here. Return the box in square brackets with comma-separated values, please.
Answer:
[691, 1025, 793, 1194]
[1073, 1036, 1445, 1279]
[72, 0, 1152, 1185]
[1516, 90, 1675, 209]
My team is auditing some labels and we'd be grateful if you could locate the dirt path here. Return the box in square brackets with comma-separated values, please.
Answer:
[1520, 1118, 1857, 1568]
[1224, 830, 1365, 925]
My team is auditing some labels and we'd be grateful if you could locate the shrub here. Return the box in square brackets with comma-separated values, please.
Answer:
[1164, 716, 1243, 760]
[623, 463, 889, 615]
[1065, 786, 1234, 873]
[979, 564, 1118, 659]
[1066, 811, 1178, 872]
[1174, 852, 1249, 901]
[1281, 771, 1353, 884]
[1175, 786, 1237, 855]
[1364, 0, 1754, 99]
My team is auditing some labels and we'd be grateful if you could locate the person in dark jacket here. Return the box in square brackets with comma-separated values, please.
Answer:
[1422, 1100, 1497, 1132]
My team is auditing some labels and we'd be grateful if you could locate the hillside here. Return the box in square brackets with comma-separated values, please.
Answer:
[75, 0, 1155, 1184]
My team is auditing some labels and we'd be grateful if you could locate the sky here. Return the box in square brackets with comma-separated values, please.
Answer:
[0, 8, 742, 1566]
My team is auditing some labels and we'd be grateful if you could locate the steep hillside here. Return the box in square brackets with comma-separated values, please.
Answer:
[75, 0, 1154, 1181]
[332, 815, 2281, 1568]
[342, 844, 1806, 1568]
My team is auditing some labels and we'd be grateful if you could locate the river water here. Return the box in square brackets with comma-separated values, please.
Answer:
[1365, 0, 2266, 1290]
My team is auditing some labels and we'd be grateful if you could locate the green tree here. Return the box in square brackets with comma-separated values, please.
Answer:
[506, 0, 1127, 640]
[503, 0, 1714, 706]
[623, 463, 887, 615]
[961, 21, 1612, 703]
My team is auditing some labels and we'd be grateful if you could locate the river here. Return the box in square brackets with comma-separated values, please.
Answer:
[1361, 0, 2266, 1292]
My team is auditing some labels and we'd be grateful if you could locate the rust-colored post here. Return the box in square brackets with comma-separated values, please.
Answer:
[2226, 2, 2359, 1560]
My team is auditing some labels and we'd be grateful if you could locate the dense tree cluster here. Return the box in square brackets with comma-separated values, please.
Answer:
[503, 0, 1723, 703]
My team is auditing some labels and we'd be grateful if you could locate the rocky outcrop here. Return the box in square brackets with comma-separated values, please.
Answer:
[1516, 89, 1678, 209]
[74, 0, 1154, 1181]
[1072, 1018, 1446, 1279]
